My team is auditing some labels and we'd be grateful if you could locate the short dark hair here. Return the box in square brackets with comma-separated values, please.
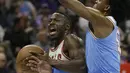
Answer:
[109, 0, 130, 23]
[56, 11, 73, 31]
[56, 11, 72, 24]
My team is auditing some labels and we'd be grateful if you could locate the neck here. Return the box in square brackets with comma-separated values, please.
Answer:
[51, 35, 66, 48]
[54, 38, 64, 48]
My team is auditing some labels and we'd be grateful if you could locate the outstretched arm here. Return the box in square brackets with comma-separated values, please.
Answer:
[59, 0, 114, 38]
[49, 34, 86, 73]
[59, 0, 106, 24]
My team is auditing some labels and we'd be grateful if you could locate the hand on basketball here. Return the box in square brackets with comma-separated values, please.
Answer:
[49, 59, 60, 65]
[25, 51, 52, 73]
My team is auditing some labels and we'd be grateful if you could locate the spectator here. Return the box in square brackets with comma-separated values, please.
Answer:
[36, 3, 51, 30]
[7, 2, 20, 27]
[3, 16, 31, 57]
[0, 25, 5, 42]
[34, 30, 50, 52]
[38, 0, 59, 13]
[0, 44, 16, 73]
[0, 0, 8, 28]
[40, 16, 50, 31]
[17, 0, 36, 20]
[125, 33, 130, 62]
[125, 20, 130, 33]
[119, 27, 128, 63]
[0, 53, 10, 73]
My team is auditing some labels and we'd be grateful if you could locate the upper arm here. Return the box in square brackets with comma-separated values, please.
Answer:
[60, 0, 114, 36]
[64, 34, 85, 59]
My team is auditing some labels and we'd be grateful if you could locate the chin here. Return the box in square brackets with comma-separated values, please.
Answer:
[49, 35, 57, 40]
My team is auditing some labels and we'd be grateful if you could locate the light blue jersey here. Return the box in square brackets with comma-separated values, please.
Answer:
[85, 16, 121, 73]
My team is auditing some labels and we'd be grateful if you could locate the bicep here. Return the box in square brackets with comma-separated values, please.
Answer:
[65, 34, 85, 59]
[68, 42, 85, 59]
[69, 49, 79, 59]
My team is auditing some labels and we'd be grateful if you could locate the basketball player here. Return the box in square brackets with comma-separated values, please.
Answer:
[58, 0, 122, 73]
[25, 12, 86, 73]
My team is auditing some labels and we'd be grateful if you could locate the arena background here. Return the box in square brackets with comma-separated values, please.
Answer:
[0, 0, 130, 73]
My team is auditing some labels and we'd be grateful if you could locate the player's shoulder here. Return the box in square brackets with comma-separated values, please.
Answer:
[70, 34, 82, 41]
[65, 34, 83, 45]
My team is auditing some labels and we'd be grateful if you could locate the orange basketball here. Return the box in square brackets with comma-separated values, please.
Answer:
[16, 45, 45, 73]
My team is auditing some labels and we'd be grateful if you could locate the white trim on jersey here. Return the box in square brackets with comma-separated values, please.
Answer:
[107, 16, 121, 55]
[49, 40, 71, 61]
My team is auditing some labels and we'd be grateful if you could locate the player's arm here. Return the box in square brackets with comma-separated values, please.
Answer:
[59, 0, 114, 38]
[49, 34, 86, 73]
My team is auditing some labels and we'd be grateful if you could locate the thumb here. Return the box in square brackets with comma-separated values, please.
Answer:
[29, 51, 48, 61]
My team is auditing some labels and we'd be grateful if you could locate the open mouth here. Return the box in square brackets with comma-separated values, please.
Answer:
[49, 27, 57, 36]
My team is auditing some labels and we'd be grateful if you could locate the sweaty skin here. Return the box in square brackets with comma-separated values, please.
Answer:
[25, 13, 86, 73]
[49, 34, 86, 73]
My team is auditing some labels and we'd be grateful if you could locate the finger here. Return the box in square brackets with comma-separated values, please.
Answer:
[28, 60, 38, 65]
[30, 67, 38, 71]
[23, 57, 29, 64]
[29, 51, 40, 56]
[29, 51, 48, 61]
[26, 56, 41, 63]
[29, 51, 44, 57]
[26, 63, 37, 68]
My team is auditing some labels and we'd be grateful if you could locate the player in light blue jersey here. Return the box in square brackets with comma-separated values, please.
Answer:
[57, 0, 129, 73]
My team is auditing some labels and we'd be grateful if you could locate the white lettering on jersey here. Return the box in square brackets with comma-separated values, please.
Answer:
[116, 29, 121, 54]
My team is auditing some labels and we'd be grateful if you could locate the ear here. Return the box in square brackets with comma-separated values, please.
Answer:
[104, 5, 110, 11]
[65, 24, 70, 30]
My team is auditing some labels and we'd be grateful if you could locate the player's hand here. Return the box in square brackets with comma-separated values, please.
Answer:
[49, 59, 61, 65]
[49, 58, 69, 66]
[25, 51, 52, 73]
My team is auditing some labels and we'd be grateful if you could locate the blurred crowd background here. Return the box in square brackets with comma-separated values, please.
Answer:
[0, 0, 130, 73]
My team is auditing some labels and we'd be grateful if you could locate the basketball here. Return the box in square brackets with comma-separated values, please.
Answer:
[16, 45, 45, 73]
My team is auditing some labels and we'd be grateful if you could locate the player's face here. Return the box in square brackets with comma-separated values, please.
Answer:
[48, 13, 66, 40]
[93, 0, 109, 12]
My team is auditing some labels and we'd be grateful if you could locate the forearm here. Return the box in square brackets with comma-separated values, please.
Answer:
[59, 0, 94, 22]
[59, 0, 107, 25]
[51, 59, 86, 73]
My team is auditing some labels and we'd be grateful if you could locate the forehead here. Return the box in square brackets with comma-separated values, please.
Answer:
[51, 13, 65, 19]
